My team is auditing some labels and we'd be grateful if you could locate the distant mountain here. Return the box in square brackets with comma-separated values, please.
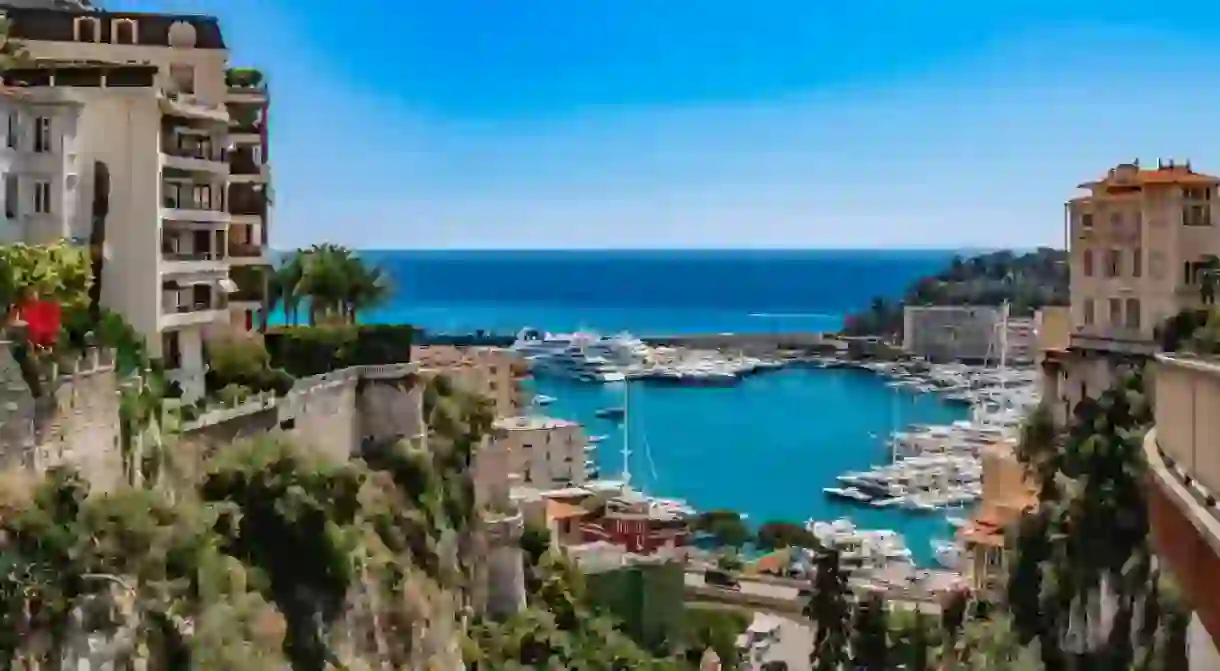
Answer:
[842, 247, 1069, 337]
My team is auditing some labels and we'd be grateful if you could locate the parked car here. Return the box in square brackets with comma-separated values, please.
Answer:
[704, 568, 740, 590]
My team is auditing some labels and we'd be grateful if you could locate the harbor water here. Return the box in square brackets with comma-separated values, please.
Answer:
[273, 249, 975, 565]
[532, 367, 969, 566]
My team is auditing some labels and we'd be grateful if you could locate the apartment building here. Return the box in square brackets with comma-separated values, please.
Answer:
[479, 415, 589, 495]
[902, 305, 1030, 363]
[0, 86, 87, 245]
[1063, 159, 1220, 402]
[0, 5, 273, 399]
[224, 66, 271, 333]
[415, 345, 523, 418]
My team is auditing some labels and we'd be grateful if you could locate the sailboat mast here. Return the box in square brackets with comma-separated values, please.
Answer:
[621, 381, 632, 486]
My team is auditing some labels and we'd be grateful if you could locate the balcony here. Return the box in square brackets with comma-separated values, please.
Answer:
[161, 249, 227, 275]
[226, 68, 268, 105]
[1147, 354, 1220, 650]
[1069, 326, 1159, 356]
[228, 241, 270, 267]
[162, 194, 230, 224]
[159, 91, 230, 124]
[230, 156, 269, 184]
[161, 296, 229, 329]
[161, 137, 229, 174]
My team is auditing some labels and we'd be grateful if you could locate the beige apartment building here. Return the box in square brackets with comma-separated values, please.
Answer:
[414, 345, 523, 418]
[1063, 159, 1220, 402]
[1, 5, 273, 399]
[479, 415, 590, 497]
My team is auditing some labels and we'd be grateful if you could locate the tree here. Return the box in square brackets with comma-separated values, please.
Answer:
[850, 590, 889, 671]
[804, 548, 850, 671]
[755, 520, 819, 552]
[693, 510, 751, 548]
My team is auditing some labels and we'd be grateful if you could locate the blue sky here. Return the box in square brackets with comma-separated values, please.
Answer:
[108, 0, 1220, 249]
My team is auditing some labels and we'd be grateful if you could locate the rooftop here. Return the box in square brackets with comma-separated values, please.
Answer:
[1077, 159, 1220, 191]
[494, 415, 579, 431]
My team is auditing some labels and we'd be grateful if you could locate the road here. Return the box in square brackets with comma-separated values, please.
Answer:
[683, 571, 803, 602]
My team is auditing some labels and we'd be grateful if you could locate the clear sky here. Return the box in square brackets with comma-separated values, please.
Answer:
[107, 0, 1220, 249]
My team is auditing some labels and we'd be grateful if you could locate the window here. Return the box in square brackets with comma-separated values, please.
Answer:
[1084, 299, 1095, 326]
[1106, 249, 1120, 277]
[33, 180, 51, 214]
[33, 117, 50, 153]
[6, 113, 15, 149]
[112, 18, 137, 45]
[74, 16, 99, 42]
[1184, 204, 1211, 226]
[1083, 250, 1094, 276]
[162, 331, 181, 369]
[4, 175, 16, 219]
[1132, 248, 1142, 278]
[192, 184, 212, 209]
[1108, 298, 1122, 326]
[1081, 213, 1094, 230]
[1185, 187, 1212, 201]
[169, 63, 195, 95]
[1110, 211, 1122, 228]
[1125, 299, 1141, 330]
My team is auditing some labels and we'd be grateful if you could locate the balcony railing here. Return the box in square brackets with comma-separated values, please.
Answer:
[163, 196, 225, 212]
[229, 242, 263, 258]
[162, 139, 226, 162]
[163, 297, 228, 314]
[162, 250, 224, 262]
[230, 157, 261, 175]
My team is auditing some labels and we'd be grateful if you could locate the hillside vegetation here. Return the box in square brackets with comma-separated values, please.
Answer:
[843, 248, 1068, 337]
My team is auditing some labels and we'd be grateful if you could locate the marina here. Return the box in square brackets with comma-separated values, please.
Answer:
[522, 303, 1038, 569]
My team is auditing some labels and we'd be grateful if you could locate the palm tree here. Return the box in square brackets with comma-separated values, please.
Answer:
[341, 256, 390, 324]
[267, 252, 305, 326]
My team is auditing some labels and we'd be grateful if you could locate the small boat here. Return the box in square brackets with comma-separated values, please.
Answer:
[588, 434, 608, 444]
[823, 487, 873, 503]
[946, 515, 968, 529]
[932, 538, 964, 570]
[596, 407, 626, 420]
[535, 394, 556, 406]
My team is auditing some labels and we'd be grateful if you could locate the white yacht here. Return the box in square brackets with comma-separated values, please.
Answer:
[932, 538, 965, 570]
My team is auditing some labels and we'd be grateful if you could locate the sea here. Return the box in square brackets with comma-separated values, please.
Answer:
[280, 249, 974, 564]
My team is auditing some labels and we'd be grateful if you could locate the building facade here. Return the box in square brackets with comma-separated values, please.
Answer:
[482, 415, 589, 492]
[1146, 354, 1220, 669]
[958, 440, 1038, 599]
[903, 305, 1030, 363]
[1, 5, 273, 399]
[415, 345, 522, 419]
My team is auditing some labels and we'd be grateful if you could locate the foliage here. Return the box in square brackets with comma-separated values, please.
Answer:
[692, 509, 751, 548]
[804, 548, 851, 671]
[843, 248, 1068, 337]
[203, 331, 295, 397]
[888, 607, 937, 671]
[226, 66, 265, 88]
[200, 437, 362, 671]
[1005, 367, 1191, 668]
[755, 520, 820, 551]
[677, 605, 749, 671]
[263, 323, 415, 377]
[270, 245, 391, 327]
[0, 241, 92, 317]
[850, 590, 889, 670]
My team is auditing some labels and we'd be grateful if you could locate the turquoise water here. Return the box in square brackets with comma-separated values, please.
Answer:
[532, 368, 969, 565]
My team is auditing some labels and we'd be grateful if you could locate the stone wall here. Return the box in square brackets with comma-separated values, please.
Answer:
[0, 342, 123, 490]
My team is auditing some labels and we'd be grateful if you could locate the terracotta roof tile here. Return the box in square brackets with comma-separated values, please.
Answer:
[1079, 164, 1220, 190]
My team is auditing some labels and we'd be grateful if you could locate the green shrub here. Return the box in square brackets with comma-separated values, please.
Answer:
[204, 331, 295, 397]
[264, 324, 414, 377]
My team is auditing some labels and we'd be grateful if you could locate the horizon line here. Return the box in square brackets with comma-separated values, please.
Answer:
[271, 246, 1065, 253]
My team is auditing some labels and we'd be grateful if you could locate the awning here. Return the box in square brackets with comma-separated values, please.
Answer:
[218, 278, 239, 294]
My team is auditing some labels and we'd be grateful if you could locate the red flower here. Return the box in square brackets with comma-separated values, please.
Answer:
[17, 300, 61, 349]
